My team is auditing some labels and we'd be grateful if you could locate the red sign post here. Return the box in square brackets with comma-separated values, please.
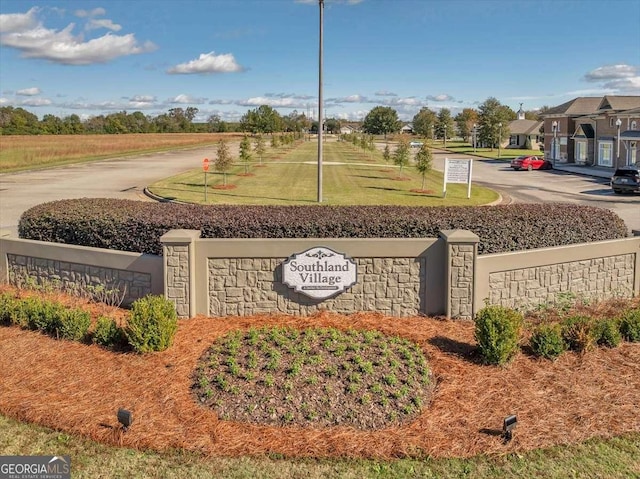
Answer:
[203, 158, 209, 202]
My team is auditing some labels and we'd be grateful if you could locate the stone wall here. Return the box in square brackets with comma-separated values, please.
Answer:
[486, 254, 636, 310]
[165, 244, 191, 317]
[449, 244, 475, 318]
[7, 253, 151, 306]
[208, 257, 425, 317]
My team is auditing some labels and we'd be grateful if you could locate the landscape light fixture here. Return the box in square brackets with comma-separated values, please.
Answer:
[117, 408, 133, 431]
[503, 414, 517, 442]
[473, 123, 477, 152]
[498, 122, 502, 158]
[552, 120, 558, 164]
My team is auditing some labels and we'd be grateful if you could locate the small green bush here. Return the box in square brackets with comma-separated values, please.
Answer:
[530, 323, 566, 360]
[27, 298, 65, 334]
[92, 316, 123, 347]
[0, 292, 18, 324]
[55, 308, 91, 341]
[561, 315, 596, 353]
[619, 307, 640, 342]
[595, 318, 622, 348]
[125, 295, 178, 353]
[474, 305, 523, 365]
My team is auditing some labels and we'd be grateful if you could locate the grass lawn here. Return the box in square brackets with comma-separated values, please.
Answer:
[148, 140, 499, 206]
[443, 141, 545, 160]
[1, 415, 639, 479]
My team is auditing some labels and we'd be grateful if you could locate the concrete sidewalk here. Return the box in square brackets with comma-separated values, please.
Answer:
[551, 163, 613, 179]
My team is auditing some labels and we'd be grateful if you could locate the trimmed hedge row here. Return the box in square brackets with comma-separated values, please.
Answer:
[18, 199, 628, 256]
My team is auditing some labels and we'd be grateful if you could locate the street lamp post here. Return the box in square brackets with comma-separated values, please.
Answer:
[431, 125, 435, 143]
[443, 124, 447, 148]
[473, 123, 477, 153]
[497, 122, 502, 158]
[616, 118, 622, 165]
[317, 0, 324, 203]
[552, 120, 558, 165]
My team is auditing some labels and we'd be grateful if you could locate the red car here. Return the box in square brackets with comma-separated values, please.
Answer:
[510, 155, 552, 171]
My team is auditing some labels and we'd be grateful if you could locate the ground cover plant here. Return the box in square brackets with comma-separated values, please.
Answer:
[193, 326, 433, 429]
[1, 285, 639, 463]
[0, 133, 244, 172]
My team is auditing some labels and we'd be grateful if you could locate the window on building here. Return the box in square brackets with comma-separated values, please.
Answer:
[598, 141, 613, 167]
[575, 141, 587, 162]
[631, 121, 637, 130]
[509, 135, 517, 145]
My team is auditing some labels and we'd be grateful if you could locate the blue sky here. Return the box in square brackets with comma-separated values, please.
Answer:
[1, 0, 639, 123]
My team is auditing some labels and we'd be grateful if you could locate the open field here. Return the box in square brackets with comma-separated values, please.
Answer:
[0, 133, 244, 172]
[443, 141, 545, 160]
[149, 140, 499, 206]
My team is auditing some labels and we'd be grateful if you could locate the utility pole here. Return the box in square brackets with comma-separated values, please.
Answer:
[317, 0, 324, 203]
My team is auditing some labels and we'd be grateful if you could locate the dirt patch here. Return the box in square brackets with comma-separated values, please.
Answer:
[391, 176, 411, 181]
[212, 185, 237, 190]
[236, 173, 255, 177]
[1, 301, 639, 460]
[410, 189, 435, 194]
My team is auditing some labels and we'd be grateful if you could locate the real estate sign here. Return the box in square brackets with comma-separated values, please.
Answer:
[443, 158, 473, 198]
[282, 247, 357, 299]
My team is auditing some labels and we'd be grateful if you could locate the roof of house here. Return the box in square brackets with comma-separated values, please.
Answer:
[508, 119, 542, 135]
[598, 96, 640, 112]
[572, 123, 595, 139]
[542, 97, 604, 116]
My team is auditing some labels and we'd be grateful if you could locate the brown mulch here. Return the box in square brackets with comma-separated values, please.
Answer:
[1, 301, 639, 459]
[236, 173, 255, 177]
[391, 176, 411, 181]
[409, 189, 435, 195]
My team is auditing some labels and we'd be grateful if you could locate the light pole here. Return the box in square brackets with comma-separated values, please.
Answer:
[443, 124, 447, 148]
[616, 118, 622, 165]
[431, 125, 435, 143]
[473, 123, 477, 153]
[552, 120, 558, 165]
[317, 0, 324, 203]
[498, 122, 502, 158]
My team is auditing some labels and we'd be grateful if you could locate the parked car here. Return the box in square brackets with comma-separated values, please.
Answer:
[611, 165, 640, 194]
[510, 155, 552, 171]
[410, 141, 423, 148]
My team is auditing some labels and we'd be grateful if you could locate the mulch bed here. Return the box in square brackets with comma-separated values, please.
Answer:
[410, 189, 435, 195]
[391, 176, 411, 181]
[1, 302, 639, 459]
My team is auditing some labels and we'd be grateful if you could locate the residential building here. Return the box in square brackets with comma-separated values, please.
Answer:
[542, 96, 640, 169]
[507, 104, 542, 149]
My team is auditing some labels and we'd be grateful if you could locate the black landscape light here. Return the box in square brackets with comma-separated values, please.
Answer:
[503, 414, 517, 442]
[117, 408, 133, 431]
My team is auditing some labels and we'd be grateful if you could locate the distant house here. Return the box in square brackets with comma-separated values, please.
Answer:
[506, 105, 542, 149]
[400, 123, 413, 134]
[340, 123, 360, 135]
[541, 95, 640, 169]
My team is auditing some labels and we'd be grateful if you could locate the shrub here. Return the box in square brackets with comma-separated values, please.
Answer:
[530, 323, 566, 360]
[54, 308, 91, 341]
[619, 307, 640, 342]
[125, 295, 178, 353]
[561, 315, 596, 353]
[474, 305, 523, 365]
[0, 292, 18, 325]
[92, 316, 123, 347]
[594, 318, 622, 348]
[27, 298, 65, 334]
[18, 199, 628, 256]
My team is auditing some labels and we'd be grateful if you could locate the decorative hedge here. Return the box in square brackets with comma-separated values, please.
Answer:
[18, 199, 628, 256]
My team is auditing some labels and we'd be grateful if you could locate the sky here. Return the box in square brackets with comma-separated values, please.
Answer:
[1, 0, 639, 123]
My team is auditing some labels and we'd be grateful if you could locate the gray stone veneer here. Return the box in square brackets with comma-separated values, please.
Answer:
[7, 253, 151, 306]
[488, 254, 636, 309]
[208, 257, 425, 317]
[449, 244, 475, 318]
[165, 244, 191, 317]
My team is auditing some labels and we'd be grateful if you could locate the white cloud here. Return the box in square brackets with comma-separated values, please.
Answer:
[129, 95, 156, 103]
[0, 7, 38, 34]
[0, 98, 9, 105]
[209, 99, 234, 105]
[375, 90, 397, 97]
[167, 52, 244, 74]
[75, 8, 107, 18]
[584, 64, 637, 81]
[0, 8, 156, 65]
[20, 97, 52, 106]
[603, 76, 640, 93]
[86, 19, 122, 32]
[328, 94, 368, 103]
[17, 87, 41, 96]
[426, 94, 453, 102]
[237, 96, 307, 108]
[169, 94, 206, 104]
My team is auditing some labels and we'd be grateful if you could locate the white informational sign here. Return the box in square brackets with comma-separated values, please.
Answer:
[282, 247, 357, 300]
[443, 158, 473, 198]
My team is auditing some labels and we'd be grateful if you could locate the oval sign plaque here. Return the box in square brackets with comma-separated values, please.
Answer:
[282, 247, 357, 299]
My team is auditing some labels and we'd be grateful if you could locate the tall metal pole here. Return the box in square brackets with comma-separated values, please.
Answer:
[317, 0, 324, 203]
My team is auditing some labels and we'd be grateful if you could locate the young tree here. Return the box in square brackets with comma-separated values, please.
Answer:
[393, 138, 410, 174]
[254, 134, 266, 165]
[214, 140, 233, 186]
[239, 136, 252, 174]
[414, 144, 433, 190]
[363, 106, 400, 137]
[271, 134, 280, 149]
[383, 143, 392, 163]
[454, 108, 479, 143]
[412, 107, 437, 138]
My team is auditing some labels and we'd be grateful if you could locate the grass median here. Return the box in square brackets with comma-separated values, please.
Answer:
[148, 140, 499, 206]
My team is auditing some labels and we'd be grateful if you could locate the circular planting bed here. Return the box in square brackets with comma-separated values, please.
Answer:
[193, 327, 434, 429]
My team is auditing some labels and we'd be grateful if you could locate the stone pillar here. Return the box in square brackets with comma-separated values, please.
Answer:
[160, 229, 201, 318]
[439, 230, 479, 320]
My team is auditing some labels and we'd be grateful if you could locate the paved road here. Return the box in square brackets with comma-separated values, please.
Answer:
[1, 144, 638, 234]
